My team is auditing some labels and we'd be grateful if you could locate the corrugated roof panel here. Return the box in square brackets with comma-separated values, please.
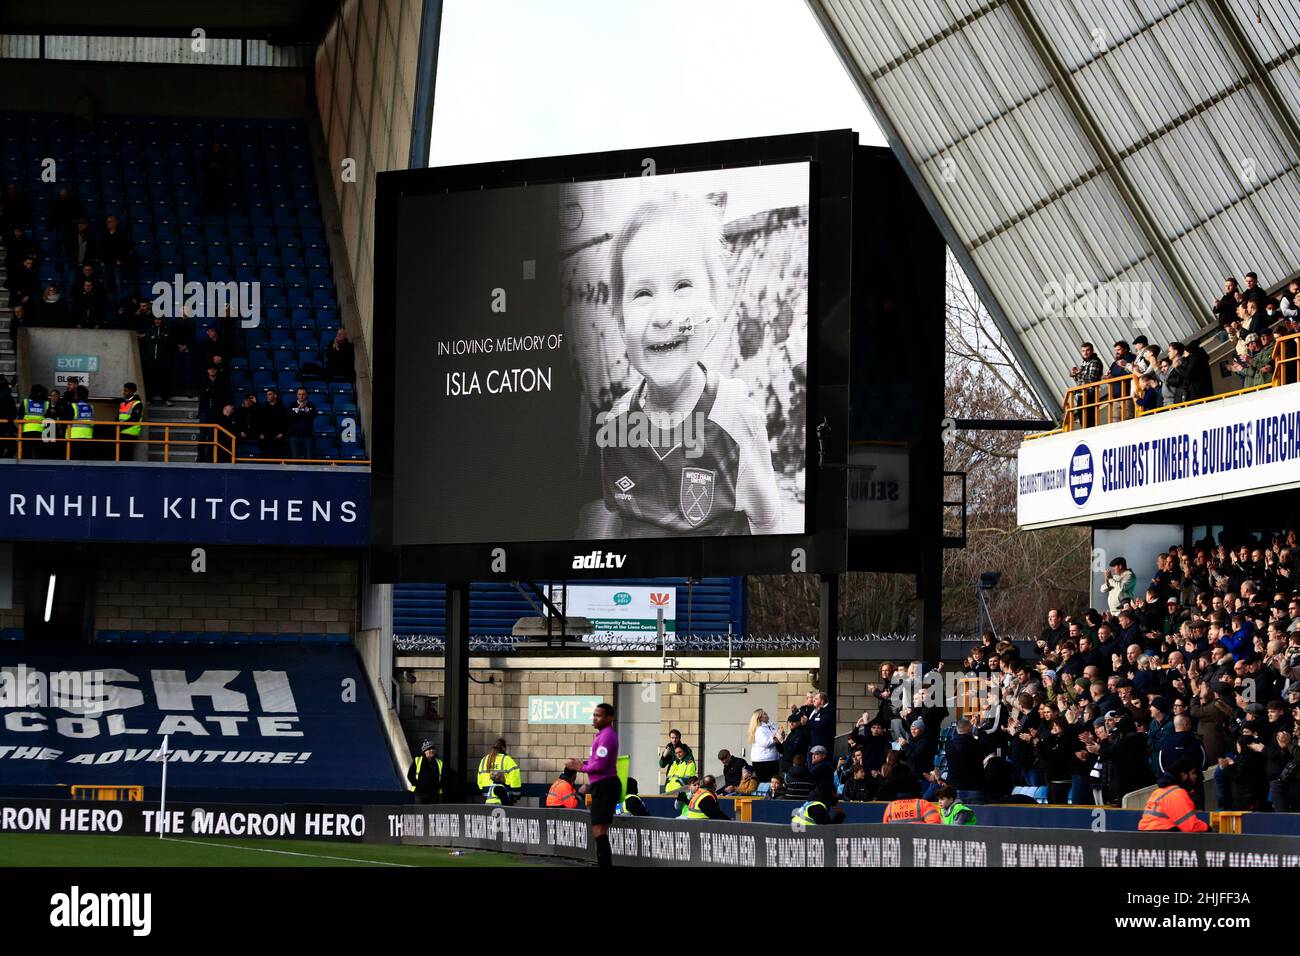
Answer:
[888, 0, 961, 50]
[825, 0, 910, 67]
[1271, 54, 1300, 120]
[1222, 0, 1293, 63]
[964, 6, 1053, 112]
[808, 0, 1300, 412]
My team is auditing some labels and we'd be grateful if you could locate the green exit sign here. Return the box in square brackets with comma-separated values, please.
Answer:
[56, 355, 100, 373]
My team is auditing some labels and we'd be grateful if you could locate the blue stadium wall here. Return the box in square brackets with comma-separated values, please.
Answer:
[394, 578, 746, 636]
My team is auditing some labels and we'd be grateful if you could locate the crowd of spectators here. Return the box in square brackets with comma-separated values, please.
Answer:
[3, 177, 358, 462]
[654, 534, 1298, 816]
[1066, 271, 1300, 428]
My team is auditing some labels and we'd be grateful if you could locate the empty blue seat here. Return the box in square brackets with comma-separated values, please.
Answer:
[274, 633, 301, 645]
[123, 630, 148, 645]
[97, 630, 121, 644]
[223, 632, 250, 645]
[147, 631, 174, 645]
[301, 633, 327, 645]
[173, 631, 198, 645]
[198, 632, 224, 646]
[250, 632, 276, 646]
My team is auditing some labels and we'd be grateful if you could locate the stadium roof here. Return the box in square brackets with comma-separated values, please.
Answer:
[807, 0, 1300, 413]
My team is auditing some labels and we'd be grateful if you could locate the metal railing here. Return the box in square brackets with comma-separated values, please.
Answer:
[0, 419, 368, 466]
[1027, 331, 1300, 440]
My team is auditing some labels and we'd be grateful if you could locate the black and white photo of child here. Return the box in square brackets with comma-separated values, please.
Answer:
[562, 163, 809, 538]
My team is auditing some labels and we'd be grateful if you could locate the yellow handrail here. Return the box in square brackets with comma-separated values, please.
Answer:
[1, 419, 367, 466]
[1026, 331, 1300, 440]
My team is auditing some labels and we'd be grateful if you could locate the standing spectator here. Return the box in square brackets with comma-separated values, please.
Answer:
[70, 277, 106, 328]
[38, 284, 68, 328]
[325, 327, 355, 383]
[746, 708, 782, 782]
[1213, 277, 1239, 335]
[1038, 716, 1078, 804]
[942, 717, 989, 805]
[231, 393, 259, 457]
[201, 141, 230, 214]
[808, 745, 835, 789]
[171, 309, 197, 396]
[1157, 713, 1207, 776]
[5, 253, 38, 309]
[287, 387, 318, 460]
[779, 713, 809, 776]
[1100, 557, 1137, 613]
[1147, 697, 1175, 775]
[1040, 609, 1068, 648]
[213, 403, 238, 462]
[64, 219, 97, 270]
[197, 366, 232, 424]
[1069, 342, 1105, 428]
[98, 215, 131, 298]
[0, 183, 32, 238]
[140, 314, 173, 405]
[1241, 271, 1268, 310]
[657, 729, 693, 771]
[1108, 340, 1136, 420]
[49, 188, 87, 246]
[1183, 339, 1213, 400]
[254, 387, 290, 459]
[198, 325, 232, 372]
[4, 224, 36, 275]
[1164, 342, 1193, 404]
[807, 691, 835, 754]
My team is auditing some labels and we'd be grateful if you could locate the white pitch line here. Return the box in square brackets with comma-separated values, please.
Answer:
[161, 837, 416, 867]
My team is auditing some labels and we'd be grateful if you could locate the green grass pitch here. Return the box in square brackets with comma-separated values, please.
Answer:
[0, 833, 556, 867]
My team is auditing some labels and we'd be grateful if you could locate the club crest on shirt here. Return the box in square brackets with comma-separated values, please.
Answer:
[680, 467, 716, 526]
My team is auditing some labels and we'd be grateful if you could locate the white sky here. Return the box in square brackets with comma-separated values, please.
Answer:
[428, 0, 885, 167]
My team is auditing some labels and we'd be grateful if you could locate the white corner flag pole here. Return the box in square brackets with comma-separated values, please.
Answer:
[158, 734, 170, 839]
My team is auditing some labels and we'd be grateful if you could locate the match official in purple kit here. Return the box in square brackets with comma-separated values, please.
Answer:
[567, 701, 619, 868]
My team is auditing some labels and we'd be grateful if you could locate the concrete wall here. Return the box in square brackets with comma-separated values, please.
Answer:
[19, 328, 142, 401]
[91, 544, 358, 634]
[314, 0, 424, 377]
[395, 660, 884, 787]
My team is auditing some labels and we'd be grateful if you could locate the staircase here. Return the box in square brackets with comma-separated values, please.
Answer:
[144, 394, 201, 463]
[0, 260, 16, 387]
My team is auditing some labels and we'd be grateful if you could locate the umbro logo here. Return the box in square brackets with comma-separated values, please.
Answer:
[614, 476, 635, 493]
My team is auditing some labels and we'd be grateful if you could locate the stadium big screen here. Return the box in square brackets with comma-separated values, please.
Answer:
[372, 131, 857, 579]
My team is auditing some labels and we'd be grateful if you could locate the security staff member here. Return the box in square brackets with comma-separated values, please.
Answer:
[791, 784, 845, 826]
[406, 739, 443, 805]
[663, 744, 696, 794]
[545, 766, 581, 808]
[476, 737, 522, 797]
[882, 797, 942, 823]
[935, 785, 977, 825]
[679, 776, 729, 820]
[20, 384, 48, 460]
[69, 385, 95, 460]
[1139, 760, 1208, 832]
[483, 770, 517, 806]
[622, 777, 650, 817]
[118, 382, 144, 461]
